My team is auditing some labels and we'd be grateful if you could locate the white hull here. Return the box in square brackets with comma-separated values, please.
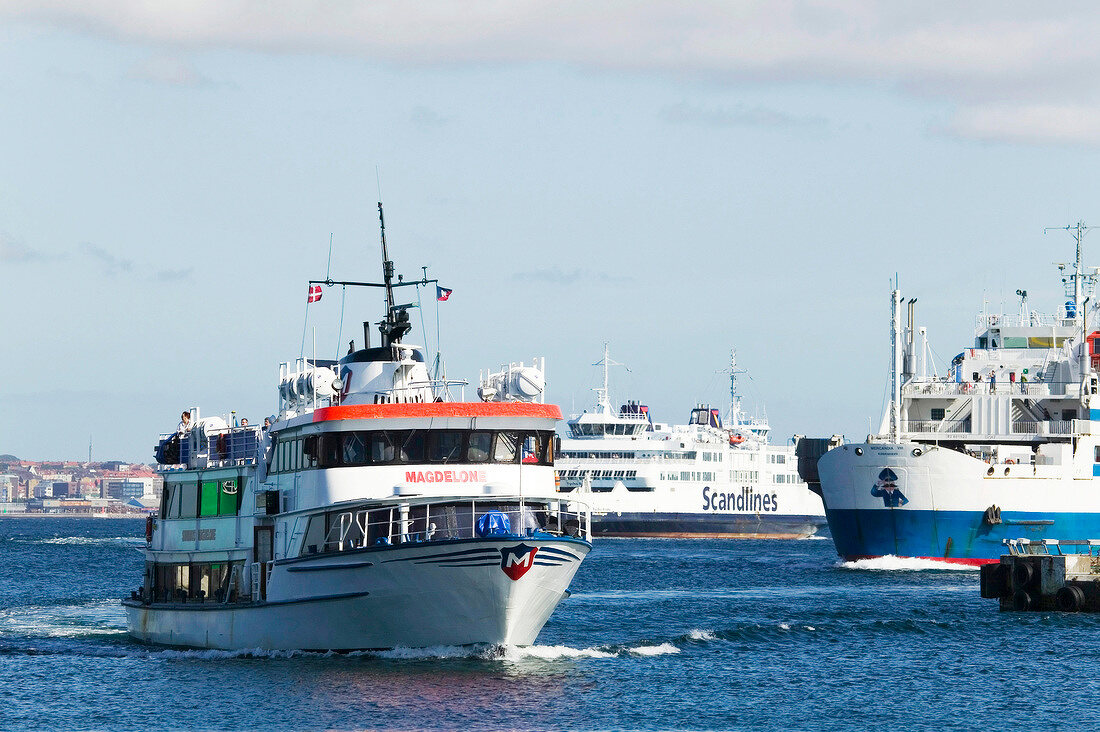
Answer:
[125, 537, 589, 650]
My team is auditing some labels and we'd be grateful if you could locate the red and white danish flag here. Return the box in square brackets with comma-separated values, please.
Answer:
[307, 284, 323, 303]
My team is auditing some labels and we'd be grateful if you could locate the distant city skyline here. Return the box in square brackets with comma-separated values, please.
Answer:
[5, 4, 1100, 462]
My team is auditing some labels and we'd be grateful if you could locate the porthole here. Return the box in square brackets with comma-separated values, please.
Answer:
[987, 466, 995, 476]
[855, 447, 864, 456]
[912, 448, 923, 457]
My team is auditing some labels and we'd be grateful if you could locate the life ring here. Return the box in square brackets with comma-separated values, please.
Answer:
[729, 433, 745, 445]
[1005, 459, 1015, 465]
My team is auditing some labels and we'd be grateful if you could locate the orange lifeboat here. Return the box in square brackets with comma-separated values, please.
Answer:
[729, 433, 745, 445]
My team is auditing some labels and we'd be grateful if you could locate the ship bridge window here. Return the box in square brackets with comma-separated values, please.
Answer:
[344, 433, 368, 464]
[493, 432, 519, 463]
[429, 431, 464, 463]
[399, 431, 426, 462]
[310, 429, 557, 467]
[468, 431, 492, 462]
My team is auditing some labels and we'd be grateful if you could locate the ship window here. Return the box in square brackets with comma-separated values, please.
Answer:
[429, 431, 464, 463]
[468, 432, 492, 462]
[493, 432, 520, 463]
[521, 434, 541, 464]
[199, 481, 220, 516]
[344, 433, 368, 464]
[178, 482, 198, 518]
[931, 408, 946, 421]
[367, 432, 395, 464]
[1063, 410, 1078, 421]
[399, 431, 426, 462]
[1095, 446, 1100, 463]
[303, 435, 319, 468]
[321, 434, 342, 467]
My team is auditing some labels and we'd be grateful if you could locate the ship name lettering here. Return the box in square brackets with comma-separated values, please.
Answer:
[405, 469, 489, 484]
[702, 486, 778, 513]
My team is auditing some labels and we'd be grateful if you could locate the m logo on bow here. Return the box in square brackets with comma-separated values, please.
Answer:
[500, 544, 539, 581]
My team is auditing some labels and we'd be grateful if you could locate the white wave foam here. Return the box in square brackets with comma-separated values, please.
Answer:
[687, 629, 716, 641]
[778, 623, 791, 630]
[0, 599, 127, 638]
[503, 644, 617, 660]
[627, 643, 679, 656]
[33, 536, 143, 546]
[838, 555, 978, 572]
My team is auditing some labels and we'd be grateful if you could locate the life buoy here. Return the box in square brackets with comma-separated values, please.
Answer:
[1005, 459, 1015, 465]
[145, 515, 154, 543]
[729, 433, 745, 445]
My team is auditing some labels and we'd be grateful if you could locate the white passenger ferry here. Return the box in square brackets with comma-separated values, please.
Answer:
[554, 348, 826, 538]
[818, 223, 1100, 563]
[123, 205, 591, 650]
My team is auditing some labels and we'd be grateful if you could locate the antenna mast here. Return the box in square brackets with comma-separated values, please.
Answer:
[375, 202, 411, 346]
[1047, 221, 1099, 380]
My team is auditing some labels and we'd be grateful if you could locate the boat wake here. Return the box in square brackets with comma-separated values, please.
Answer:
[23, 536, 143, 547]
[836, 555, 978, 572]
[0, 596, 702, 662]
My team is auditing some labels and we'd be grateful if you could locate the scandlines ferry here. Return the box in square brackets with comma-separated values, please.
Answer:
[123, 204, 591, 650]
[554, 348, 826, 538]
[818, 222, 1100, 564]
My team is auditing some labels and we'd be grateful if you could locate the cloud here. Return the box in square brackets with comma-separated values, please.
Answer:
[513, 267, 632, 285]
[661, 101, 826, 129]
[941, 103, 1100, 146]
[154, 267, 193, 282]
[80, 242, 132, 274]
[411, 105, 448, 128]
[7, 2, 1100, 144]
[127, 54, 212, 87]
[0, 235, 45, 263]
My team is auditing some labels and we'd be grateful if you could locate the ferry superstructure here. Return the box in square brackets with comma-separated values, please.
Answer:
[123, 205, 591, 650]
[553, 348, 826, 538]
[818, 223, 1100, 564]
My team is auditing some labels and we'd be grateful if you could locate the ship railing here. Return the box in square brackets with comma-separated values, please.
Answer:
[903, 419, 1077, 437]
[902, 420, 972, 434]
[155, 425, 263, 469]
[1005, 538, 1100, 557]
[974, 313, 1071, 330]
[902, 380, 1073, 397]
[313, 495, 590, 556]
[1010, 420, 1075, 436]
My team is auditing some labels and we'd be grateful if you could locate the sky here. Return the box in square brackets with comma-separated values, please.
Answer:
[5, 2, 1100, 462]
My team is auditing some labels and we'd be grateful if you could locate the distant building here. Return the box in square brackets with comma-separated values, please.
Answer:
[105, 478, 152, 500]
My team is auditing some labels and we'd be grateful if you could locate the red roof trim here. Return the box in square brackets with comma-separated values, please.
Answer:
[312, 402, 563, 422]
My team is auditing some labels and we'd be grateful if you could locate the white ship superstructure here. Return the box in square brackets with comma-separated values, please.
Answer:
[124, 204, 591, 650]
[818, 222, 1100, 563]
[553, 348, 826, 538]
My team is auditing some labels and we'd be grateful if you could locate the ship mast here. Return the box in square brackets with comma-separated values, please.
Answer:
[307, 203, 438, 355]
[592, 343, 628, 414]
[1048, 221, 1098, 380]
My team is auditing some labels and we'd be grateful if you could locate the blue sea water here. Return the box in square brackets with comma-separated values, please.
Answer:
[2, 518, 1098, 731]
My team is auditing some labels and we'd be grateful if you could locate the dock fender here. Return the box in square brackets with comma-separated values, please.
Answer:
[1012, 589, 1035, 611]
[1012, 561, 1034, 589]
[1056, 585, 1085, 612]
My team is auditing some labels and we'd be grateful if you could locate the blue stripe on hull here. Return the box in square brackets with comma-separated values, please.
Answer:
[826, 507, 1100, 561]
[593, 512, 826, 538]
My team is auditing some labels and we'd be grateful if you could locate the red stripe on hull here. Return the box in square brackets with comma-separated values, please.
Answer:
[312, 402, 563, 422]
[844, 554, 995, 566]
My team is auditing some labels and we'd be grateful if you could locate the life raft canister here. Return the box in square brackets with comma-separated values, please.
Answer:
[729, 433, 745, 445]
